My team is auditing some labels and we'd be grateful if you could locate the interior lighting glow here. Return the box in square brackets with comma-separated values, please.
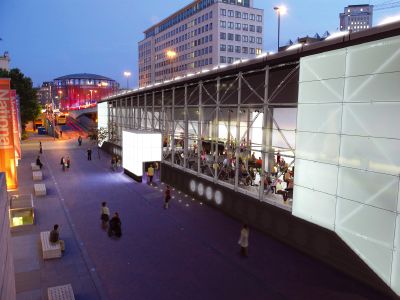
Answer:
[379, 15, 400, 26]
[187, 73, 195, 77]
[325, 31, 349, 40]
[122, 131, 162, 177]
[201, 69, 210, 73]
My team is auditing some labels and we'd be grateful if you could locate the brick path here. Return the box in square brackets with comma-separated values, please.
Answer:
[14, 137, 390, 300]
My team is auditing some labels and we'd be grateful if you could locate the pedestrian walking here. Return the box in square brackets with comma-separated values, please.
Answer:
[238, 224, 249, 257]
[61, 156, 66, 171]
[66, 156, 71, 170]
[147, 164, 154, 184]
[78, 135, 82, 146]
[39, 141, 43, 154]
[111, 156, 116, 171]
[87, 148, 92, 161]
[164, 185, 171, 209]
[59, 130, 63, 138]
[108, 212, 122, 238]
[100, 202, 110, 229]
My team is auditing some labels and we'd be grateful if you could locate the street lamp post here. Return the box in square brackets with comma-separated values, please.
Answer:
[123, 71, 131, 90]
[273, 5, 287, 51]
[166, 50, 177, 80]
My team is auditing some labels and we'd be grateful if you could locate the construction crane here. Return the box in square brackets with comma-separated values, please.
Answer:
[374, 0, 400, 11]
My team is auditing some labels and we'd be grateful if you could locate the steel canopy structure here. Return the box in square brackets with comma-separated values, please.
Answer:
[99, 21, 400, 297]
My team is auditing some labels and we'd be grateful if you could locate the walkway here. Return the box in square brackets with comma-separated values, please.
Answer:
[14, 137, 390, 300]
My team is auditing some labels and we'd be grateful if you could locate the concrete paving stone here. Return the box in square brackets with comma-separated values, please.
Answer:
[15, 270, 41, 293]
[15, 288, 42, 300]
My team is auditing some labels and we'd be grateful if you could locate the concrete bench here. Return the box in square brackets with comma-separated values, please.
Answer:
[40, 231, 62, 260]
[48, 284, 75, 300]
[34, 183, 46, 196]
[31, 163, 40, 171]
[32, 171, 43, 181]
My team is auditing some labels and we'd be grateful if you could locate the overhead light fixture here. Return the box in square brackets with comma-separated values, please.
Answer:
[325, 31, 349, 40]
[286, 43, 304, 51]
[379, 15, 400, 26]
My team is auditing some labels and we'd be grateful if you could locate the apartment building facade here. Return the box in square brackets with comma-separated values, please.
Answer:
[138, 0, 264, 87]
[340, 4, 373, 32]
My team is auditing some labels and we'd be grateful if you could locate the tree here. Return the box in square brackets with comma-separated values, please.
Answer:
[0, 68, 41, 130]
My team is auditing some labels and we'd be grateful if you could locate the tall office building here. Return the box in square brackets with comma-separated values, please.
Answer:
[36, 82, 53, 107]
[340, 4, 373, 32]
[138, 0, 264, 87]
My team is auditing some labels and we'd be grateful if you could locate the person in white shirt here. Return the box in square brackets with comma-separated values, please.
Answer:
[101, 202, 110, 229]
[238, 224, 250, 257]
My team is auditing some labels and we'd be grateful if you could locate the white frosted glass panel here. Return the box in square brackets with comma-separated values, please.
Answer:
[300, 49, 346, 82]
[398, 187, 400, 213]
[337, 167, 399, 211]
[346, 36, 400, 76]
[342, 102, 400, 139]
[391, 249, 400, 295]
[336, 197, 396, 249]
[295, 132, 340, 165]
[292, 185, 336, 230]
[344, 72, 400, 103]
[298, 79, 344, 104]
[297, 104, 342, 134]
[394, 215, 400, 250]
[337, 229, 393, 285]
[294, 159, 338, 195]
[339, 135, 400, 175]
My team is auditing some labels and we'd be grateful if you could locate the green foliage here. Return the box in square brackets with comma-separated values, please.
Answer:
[0, 68, 41, 129]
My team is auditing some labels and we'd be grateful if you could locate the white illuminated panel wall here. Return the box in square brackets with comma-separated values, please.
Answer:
[294, 36, 400, 295]
[122, 130, 162, 177]
[97, 102, 108, 130]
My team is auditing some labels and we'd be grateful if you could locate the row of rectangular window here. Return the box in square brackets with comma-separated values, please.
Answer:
[154, 0, 215, 36]
[220, 21, 262, 32]
[220, 33, 262, 44]
[220, 9, 262, 22]
[219, 51, 262, 63]
[220, 45, 256, 54]
[155, 23, 213, 53]
[155, 11, 212, 44]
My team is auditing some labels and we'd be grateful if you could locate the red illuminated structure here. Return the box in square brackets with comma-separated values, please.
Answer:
[53, 73, 119, 111]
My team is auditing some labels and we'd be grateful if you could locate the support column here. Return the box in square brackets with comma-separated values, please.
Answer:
[260, 66, 271, 200]
[198, 82, 203, 174]
[214, 77, 220, 182]
[171, 88, 176, 165]
[152, 92, 155, 130]
[161, 90, 165, 167]
[184, 84, 188, 168]
[144, 93, 148, 130]
[235, 73, 242, 190]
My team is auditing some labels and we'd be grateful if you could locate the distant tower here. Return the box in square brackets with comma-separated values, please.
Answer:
[340, 4, 373, 32]
[0, 51, 10, 71]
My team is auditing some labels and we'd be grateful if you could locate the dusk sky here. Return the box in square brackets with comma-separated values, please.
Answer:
[1, 0, 399, 88]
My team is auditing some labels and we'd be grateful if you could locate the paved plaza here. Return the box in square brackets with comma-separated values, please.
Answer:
[13, 137, 390, 300]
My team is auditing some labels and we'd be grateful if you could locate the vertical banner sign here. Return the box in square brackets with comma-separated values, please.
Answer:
[10, 90, 21, 160]
[0, 78, 18, 190]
